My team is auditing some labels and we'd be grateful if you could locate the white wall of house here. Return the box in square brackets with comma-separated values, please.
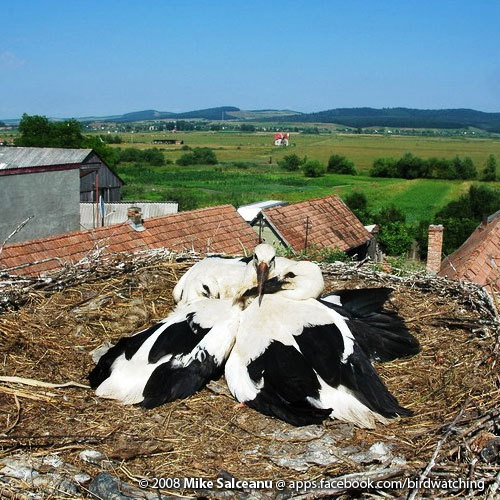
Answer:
[0, 169, 80, 244]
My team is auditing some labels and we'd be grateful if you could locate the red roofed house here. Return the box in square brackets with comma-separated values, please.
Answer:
[253, 195, 373, 258]
[0, 205, 259, 276]
[439, 211, 500, 293]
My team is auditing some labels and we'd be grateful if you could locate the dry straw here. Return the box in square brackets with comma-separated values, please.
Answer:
[0, 250, 499, 498]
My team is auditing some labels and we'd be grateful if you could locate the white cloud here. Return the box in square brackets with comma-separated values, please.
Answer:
[0, 51, 25, 69]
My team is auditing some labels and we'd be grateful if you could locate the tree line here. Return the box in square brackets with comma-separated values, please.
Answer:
[370, 152, 497, 181]
[345, 184, 500, 258]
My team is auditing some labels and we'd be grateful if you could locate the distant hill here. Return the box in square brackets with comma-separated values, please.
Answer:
[87, 106, 300, 123]
[114, 109, 174, 122]
[226, 109, 302, 120]
[265, 107, 500, 133]
[3, 107, 499, 131]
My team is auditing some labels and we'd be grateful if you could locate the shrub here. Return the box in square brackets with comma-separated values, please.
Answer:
[327, 154, 357, 174]
[142, 147, 165, 166]
[176, 147, 218, 166]
[278, 154, 302, 171]
[116, 147, 165, 166]
[427, 157, 455, 179]
[453, 155, 477, 180]
[378, 222, 414, 256]
[302, 159, 326, 177]
[374, 204, 406, 225]
[395, 153, 429, 179]
[481, 154, 497, 181]
[176, 152, 197, 166]
[345, 191, 367, 211]
[370, 157, 397, 177]
[193, 147, 218, 164]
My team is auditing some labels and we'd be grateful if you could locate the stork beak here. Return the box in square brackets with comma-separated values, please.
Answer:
[256, 262, 269, 306]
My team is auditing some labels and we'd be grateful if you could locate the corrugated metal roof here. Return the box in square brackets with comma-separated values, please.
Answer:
[237, 200, 288, 222]
[80, 202, 179, 229]
[0, 147, 93, 170]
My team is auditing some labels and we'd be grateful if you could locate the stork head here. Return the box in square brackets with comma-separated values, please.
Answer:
[253, 243, 276, 305]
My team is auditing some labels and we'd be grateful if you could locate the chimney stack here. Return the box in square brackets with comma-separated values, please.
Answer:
[127, 206, 145, 232]
[426, 224, 444, 274]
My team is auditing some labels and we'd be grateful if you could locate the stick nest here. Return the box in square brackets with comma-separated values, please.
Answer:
[0, 250, 499, 498]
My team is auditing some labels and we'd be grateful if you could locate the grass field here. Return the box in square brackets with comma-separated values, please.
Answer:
[108, 131, 500, 222]
[115, 130, 500, 174]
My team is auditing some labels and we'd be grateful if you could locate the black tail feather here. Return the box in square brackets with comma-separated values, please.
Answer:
[341, 344, 413, 418]
[320, 288, 420, 362]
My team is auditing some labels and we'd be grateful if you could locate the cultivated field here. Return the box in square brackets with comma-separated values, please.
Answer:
[111, 131, 500, 221]
[116, 130, 500, 173]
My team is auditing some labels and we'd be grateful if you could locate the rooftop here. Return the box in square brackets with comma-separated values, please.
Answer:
[439, 213, 500, 291]
[262, 195, 372, 252]
[237, 200, 288, 222]
[0, 204, 259, 276]
[0, 147, 93, 170]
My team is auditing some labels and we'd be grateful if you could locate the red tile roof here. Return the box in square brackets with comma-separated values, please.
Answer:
[262, 195, 371, 252]
[439, 215, 500, 292]
[0, 205, 259, 276]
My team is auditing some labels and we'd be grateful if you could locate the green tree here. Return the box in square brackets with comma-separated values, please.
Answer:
[278, 154, 302, 171]
[15, 113, 117, 167]
[345, 191, 371, 223]
[481, 154, 497, 181]
[15, 114, 57, 146]
[327, 154, 357, 174]
[378, 222, 414, 256]
[82, 135, 117, 168]
[370, 157, 397, 177]
[396, 152, 428, 179]
[302, 159, 326, 177]
[427, 157, 455, 179]
[374, 204, 406, 225]
[453, 155, 477, 180]
[345, 191, 367, 211]
[192, 147, 218, 164]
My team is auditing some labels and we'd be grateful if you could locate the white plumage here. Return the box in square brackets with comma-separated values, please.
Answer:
[90, 243, 418, 428]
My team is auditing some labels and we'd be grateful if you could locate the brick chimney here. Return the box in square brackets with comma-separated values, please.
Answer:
[426, 224, 444, 274]
[127, 206, 145, 232]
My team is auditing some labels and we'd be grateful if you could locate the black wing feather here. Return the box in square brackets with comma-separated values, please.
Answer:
[246, 341, 331, 426]
[88, 322, 164, 389]
[141, 354, 223, 408]
[294, 323, 411, 418]
[320, 288, 419, 362]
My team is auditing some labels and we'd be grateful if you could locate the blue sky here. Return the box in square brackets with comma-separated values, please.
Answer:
[1, 1, 499, 118]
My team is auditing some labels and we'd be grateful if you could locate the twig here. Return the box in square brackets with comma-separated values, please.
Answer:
[487, 470, 500, 500]
[2, 395, 20, 434]
[407, 406, 466, 500]
[0, 375, 89, 389]
[0, 216, 35, 259]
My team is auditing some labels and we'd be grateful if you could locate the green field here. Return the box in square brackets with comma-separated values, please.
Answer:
[110, 131, 500, 222]
[115, 130, 500, 174]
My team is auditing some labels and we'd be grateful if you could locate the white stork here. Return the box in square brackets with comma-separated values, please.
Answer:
[89, 243, 418, 428]
[225, 294, 413, 428]
[174, 244, 325, 307]
[88, 298, 238, 407]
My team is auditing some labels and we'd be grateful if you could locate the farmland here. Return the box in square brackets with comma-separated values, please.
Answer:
[111, 130, 500, 221]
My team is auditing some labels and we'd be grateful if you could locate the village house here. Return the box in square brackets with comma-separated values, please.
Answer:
[0, 147, 124, 244]
[439, 211, 500, 293]
[0, 205, 259, 276]
[251, 195, 375, 259]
